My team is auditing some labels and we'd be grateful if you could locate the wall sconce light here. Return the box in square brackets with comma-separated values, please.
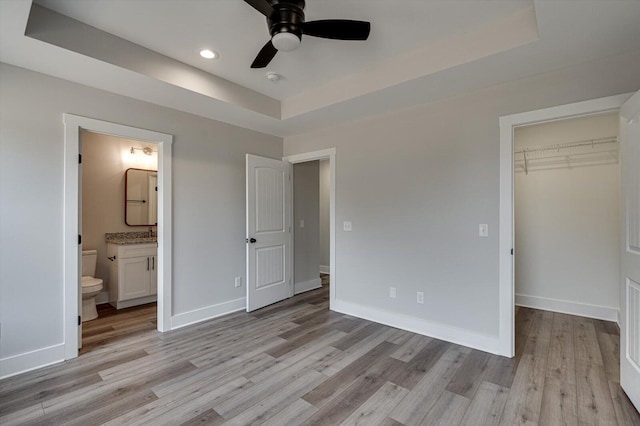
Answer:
[130, 146, 155, 156]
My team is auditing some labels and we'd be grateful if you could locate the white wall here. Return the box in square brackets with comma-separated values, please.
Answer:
[82, 131, 158, 302]
[319, 159, 330, 271]
[284, 51, 640, 353]
[293, 161, 321, 293]
[514, 113, 620, 319]
[0, 63, 281, 374]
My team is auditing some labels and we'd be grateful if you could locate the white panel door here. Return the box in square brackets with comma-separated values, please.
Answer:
[246, 154, 292, 312]
[620, 90, 640, 411]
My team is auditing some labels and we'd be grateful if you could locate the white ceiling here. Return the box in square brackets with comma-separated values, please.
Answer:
[34, 0, 533, 100]
[1, 1, 639, 137]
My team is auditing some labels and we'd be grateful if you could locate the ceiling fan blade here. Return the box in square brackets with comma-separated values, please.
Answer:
[251, 40, 278, 68]
[244, 0, 274, 17]
[302, 20, 371, 40]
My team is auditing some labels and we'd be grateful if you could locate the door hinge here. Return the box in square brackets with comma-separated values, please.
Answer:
[511, 248, 514, 255]
[78, 154, 82, 164]
[78, 315, 81, 325]
[78, 235, 82, 245]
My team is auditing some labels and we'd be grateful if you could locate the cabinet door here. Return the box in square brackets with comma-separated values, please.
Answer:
[150, 255, 158, 295]
[119, 256, 151, 300]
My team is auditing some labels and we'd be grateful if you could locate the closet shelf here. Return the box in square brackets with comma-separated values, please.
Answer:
[515, 136, 618, 174]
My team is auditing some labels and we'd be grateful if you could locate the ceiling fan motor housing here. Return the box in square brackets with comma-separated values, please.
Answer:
[267, 0, 305, 50]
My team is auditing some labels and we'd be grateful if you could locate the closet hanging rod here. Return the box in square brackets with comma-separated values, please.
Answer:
[515, 136, 617, 155]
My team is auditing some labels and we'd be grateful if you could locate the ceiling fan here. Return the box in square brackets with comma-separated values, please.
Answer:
[244, 0, 371, 68]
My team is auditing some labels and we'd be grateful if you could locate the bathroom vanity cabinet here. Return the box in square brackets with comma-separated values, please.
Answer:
[106, 243, 157, 309]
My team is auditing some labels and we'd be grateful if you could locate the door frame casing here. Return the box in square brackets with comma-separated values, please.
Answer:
[63, 114, 173, 359]
[498, 93, 632, 357]
[283, 148, 336, 309]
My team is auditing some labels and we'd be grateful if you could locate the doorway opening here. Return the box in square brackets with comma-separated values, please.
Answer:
[513, 112, 620, 322]
[498, 93, 630, 357]
[63, 114, 173, 360]
[79, 130, 159, 354]
[286, 149, 336, 308]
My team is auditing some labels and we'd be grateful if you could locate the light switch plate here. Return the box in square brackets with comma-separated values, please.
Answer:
[234, 277, 242, 288]
[417, 291, 424, 304]
[479, 224, 489, 237]
[389, 287, 396, 298]
[300, 219, 305, 228]
[343, 221, 352, 232]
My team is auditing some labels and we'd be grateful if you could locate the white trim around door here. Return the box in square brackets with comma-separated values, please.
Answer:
[63, 114, 173, 360]
[498, 93, 631, 357]
[283, 148, 336, 309]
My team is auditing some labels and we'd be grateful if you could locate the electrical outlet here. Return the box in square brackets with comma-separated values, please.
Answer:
[389, 287, 396, 298]
[234, 277, 242, 288]
[300, 219, 305, 228]
[417, 291, 424, 304]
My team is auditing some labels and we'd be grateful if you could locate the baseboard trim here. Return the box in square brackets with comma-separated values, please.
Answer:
[319, 265, 330, 274]
[294, 278, 322, 295]
[515, 294, 619, 322]
[332, 299, 502, 356]
[0, 343, 65, 379]
[171, 297, 246, 330]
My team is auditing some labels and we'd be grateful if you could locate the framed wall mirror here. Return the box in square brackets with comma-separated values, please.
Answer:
[125, 168, 157, 226]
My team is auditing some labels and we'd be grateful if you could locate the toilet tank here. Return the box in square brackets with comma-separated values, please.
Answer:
[82, 249, 98, 277]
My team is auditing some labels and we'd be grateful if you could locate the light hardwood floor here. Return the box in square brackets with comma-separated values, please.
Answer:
[1, 279, 638, 425]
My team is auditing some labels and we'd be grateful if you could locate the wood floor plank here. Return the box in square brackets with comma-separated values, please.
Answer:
[499, 353, 547, 425]
[0, 403, 45, 426]
[302, 375, 387, 425]
[419, 390, 471, 426]
[108, 376, 252, 426]
[597, 331, 620, 383]
[546, 312, 576, 385]
[390, 333, 432, 362]
[608, 380, 640, 425]
[312, 327, 396, 377]
[385, 339, 451, 390]
[446, 349, 490, 398]
[178, 408, 225, 426]
[224, 370, 326, 425]
[575, 358, 617, 425]
[460, 381, 509, 426]
[339, 381, 409, 426]
[574, 316, 604, 365]
[523, 309, 553, 359]
[388, 346, 468, 425]
[302, 340, 397, 408]
[2, 282, 635, 426]
[214, 356, 321, 419]
[539, 375, 578, 426]
[332, 323, 385, 351]
[260, 398, 318, 426]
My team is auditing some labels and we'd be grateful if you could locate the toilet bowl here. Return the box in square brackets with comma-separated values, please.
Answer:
[82, 250, 104, 322]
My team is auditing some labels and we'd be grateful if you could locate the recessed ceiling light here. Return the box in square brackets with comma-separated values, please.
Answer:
[200, 49, 218, 59]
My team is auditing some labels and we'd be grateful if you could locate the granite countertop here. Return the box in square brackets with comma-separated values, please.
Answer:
[105, 232, 157, 245]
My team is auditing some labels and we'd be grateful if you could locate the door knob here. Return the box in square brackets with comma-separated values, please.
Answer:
[248, 238, 257, 243]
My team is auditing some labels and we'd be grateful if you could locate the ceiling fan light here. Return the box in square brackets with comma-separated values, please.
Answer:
[272, 32, 300, 52]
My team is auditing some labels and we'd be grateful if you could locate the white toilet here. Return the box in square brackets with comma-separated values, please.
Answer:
[82, 250, 104, 322]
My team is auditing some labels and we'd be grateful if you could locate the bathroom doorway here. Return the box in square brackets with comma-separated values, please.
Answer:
[64, 114, 173, 359]
[79, 130, 160, 353]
